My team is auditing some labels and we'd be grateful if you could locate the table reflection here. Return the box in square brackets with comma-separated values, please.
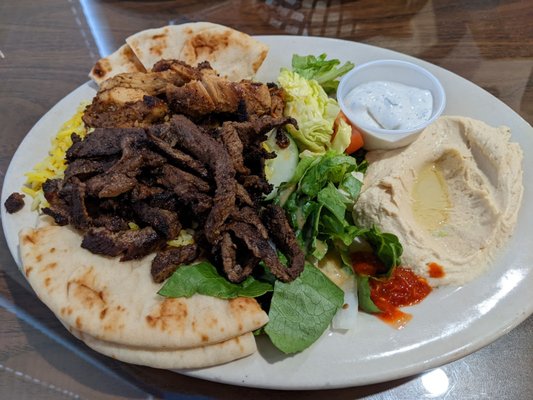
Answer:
[421, 368, 450, 398]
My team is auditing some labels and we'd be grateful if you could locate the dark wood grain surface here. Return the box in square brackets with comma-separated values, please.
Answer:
[1, 1, 532, 398]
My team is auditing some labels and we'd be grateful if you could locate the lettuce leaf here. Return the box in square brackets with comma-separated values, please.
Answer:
[264, 264, 344, 353]
[160, 260, 344, 354]
[357, 275, 381, 313]
[299, 153, 357, 196]
[317, 182, 347, 223]
[158, 261, 273, 299]
[279, 54, 354, 153]
[278, 69, 349, 154]
[292, 53, 354, 95]
[331, 116, 352, 153]
[277, 151, 365, 262]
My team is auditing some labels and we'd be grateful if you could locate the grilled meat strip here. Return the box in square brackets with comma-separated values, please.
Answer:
[169, 115, 236, 245]
[166, 69, 272, 119]
[218, 232, 257, 283]
[64, 158, 117, 181]
[156, 164, 213, 215]
[262, 204, 305, 280]
[217, 122, 250, 175]
[83, 63, 204, 129]
[81, 226, 164, 261]
[40, 60, 304, 285]
[151, 244, 199, 283]
[66, 128, 146, 160]
[219, 115, 298, 201]
[132, 202, 181, 240]
[84, 59, 285, 129]
[268, 84, 285, 119]
[83, 94, 169, 129]
[42, 179, 70, 226]
[147, 130, 209, 178]
[227, 220, 295, 282]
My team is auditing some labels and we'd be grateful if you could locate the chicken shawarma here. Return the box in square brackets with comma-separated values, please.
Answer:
[83, 60, 283, 128]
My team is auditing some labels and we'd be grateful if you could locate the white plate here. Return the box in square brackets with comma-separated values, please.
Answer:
[2, 36, 532, 390]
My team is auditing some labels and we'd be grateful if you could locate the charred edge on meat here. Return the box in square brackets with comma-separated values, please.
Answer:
[151, 244, 199, 283]
[42, 60, 303, 285]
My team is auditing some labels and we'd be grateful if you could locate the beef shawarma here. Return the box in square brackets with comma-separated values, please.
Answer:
[42, 112, 304, 284]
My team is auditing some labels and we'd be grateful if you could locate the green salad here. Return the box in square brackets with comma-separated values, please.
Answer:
[160, 54, 402, 354]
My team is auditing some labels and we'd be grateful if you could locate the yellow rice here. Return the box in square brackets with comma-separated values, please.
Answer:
[22, 102, 89, 210]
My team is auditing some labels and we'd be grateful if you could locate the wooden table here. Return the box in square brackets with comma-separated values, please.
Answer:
[1, 1, 531, 398]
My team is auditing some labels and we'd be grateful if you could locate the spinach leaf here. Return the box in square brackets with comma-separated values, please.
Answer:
[357, 275, 381, 313]
[159, 261, 273, 299]
[265, 264, 344, 353]
[364, 226, 403, 271]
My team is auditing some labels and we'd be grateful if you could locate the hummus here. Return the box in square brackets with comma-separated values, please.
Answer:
[353, 116, 524, 286]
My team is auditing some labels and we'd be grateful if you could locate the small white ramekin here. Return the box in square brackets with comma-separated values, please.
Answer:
[337, 59, 446, 150]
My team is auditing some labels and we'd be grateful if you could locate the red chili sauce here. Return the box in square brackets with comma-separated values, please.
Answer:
[352, 252, 432, 329]
[428, 262, 445, 278]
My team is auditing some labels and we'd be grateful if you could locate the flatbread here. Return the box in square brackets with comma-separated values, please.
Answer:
[19, 224, 268, 349]
[67, 326, 256, 369]
[178, 25, 269, 81]
[126, 22, 268, 81]
[89, 43, 146, 85]
[125, 22, 215, 70]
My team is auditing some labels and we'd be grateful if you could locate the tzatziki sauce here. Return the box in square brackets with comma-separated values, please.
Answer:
[344, 81, 433, 130]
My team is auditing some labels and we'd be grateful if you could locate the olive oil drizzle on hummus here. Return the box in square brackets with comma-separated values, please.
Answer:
[411, 162, 451, 235]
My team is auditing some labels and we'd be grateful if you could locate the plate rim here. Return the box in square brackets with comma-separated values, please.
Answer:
[1, 35, 532, 390]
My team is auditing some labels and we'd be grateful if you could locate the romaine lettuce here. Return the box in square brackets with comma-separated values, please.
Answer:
[278, 69, 350, 154]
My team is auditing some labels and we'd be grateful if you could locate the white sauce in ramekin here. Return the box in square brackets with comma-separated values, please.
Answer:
[344, 81, 433, 130]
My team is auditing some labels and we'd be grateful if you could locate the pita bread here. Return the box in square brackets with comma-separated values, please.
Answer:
[89, 43, 146, 85]
[178, 25, 269, 81]
[19, 224, 268, 349]
[125, 22, 215, 70]
[68, 326, 256, 369]
[126, 22, 268, 81]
